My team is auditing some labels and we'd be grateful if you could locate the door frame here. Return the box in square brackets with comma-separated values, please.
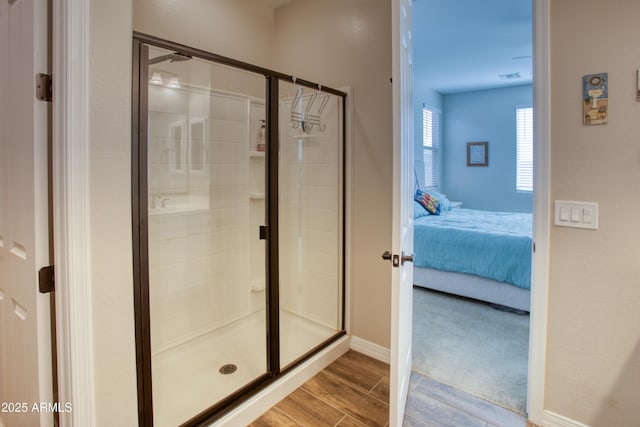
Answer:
[51, 1, 96, 426]
[394, 0, 550, 424]
[527, 0, 551, 423]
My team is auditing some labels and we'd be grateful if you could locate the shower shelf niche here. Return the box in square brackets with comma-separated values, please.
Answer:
[248, 99, 266, 317]
[250, 279, 265, 293]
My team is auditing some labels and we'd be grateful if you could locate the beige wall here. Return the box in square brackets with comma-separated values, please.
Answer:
[273, 0, 393, 348]
[134, 0, 274, 69]
[89, 0, 138, 425]
[547, 1, 640, 425]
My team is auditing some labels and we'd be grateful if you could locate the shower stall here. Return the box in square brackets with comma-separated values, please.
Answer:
[132, 34, 346, 426]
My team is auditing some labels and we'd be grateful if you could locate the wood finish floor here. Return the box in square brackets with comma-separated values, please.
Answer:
[249, 350, 390, 427]
[249, 351, 527, 427]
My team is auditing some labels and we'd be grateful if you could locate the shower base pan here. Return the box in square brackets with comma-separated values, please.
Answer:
[151, 310, 336, 427]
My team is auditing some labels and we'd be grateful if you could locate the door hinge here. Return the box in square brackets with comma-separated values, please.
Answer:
[39, 265, 55, 294]
[35, 73, 52, 102]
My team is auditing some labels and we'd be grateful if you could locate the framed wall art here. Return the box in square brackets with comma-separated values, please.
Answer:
[583, 72, 608, 125]
[467, 141, 488, 167]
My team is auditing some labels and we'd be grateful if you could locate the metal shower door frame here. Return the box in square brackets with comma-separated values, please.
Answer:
[131, 33, 347, 427]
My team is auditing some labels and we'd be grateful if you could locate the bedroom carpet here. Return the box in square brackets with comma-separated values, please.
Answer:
[412, 287, 530, 415]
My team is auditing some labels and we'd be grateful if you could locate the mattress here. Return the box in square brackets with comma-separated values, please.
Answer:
[413, 208, 533, 289]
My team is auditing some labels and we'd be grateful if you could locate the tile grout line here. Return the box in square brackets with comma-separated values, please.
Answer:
[299, 383, 355, 422]
[404, 412, 440, 427]
[369, 376, 385, 394]
[277, 405, 322, 427]
[302, 371, 390, 426]
[333, 414, 347, 427]
[410, 370, 424, 389]
[332, 413, 374, 427]
[322, 368, 375, 394]
[271, 406, 301, 426]
[273, 400, 307, 427]
[410, 373, 519, 427]
[325, 353, 389, 391]
[321, 369, 390, 407]
[279, 387, 348, 427]
[412, 386, 493, 426]
[341, 353, 391, 378]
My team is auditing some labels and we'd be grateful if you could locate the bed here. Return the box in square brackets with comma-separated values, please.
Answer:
[412, 192, 533, 312]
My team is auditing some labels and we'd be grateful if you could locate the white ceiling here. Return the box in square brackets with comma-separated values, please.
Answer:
[413, 0, 533, 94]
[259, 0, 532, 94]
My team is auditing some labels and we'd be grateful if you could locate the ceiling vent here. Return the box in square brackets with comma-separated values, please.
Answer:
[498, 72, 522, 80]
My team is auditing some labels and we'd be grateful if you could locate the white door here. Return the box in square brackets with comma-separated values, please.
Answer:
[389, 0, 414, 425]
[0, 1, 54, 426]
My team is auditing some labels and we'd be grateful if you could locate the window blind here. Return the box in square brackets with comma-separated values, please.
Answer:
[423, 106, 440, 188]
[516, 107, 533, 192]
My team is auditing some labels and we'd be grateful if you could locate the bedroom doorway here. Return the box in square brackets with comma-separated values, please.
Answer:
[404, 0, 549, 423]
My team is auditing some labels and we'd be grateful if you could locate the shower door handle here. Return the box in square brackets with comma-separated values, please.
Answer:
[259, 225, 269, 240]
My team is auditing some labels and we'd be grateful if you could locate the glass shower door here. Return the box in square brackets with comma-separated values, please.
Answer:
[278, 80, 345, 368]
[135, 35, 347, 426]
[143, 45, 268, 426]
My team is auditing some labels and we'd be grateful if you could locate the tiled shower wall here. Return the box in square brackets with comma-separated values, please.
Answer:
[148, 89, 254, 353]
[278, 92, 342, 331]
[147, 85, 342, 353]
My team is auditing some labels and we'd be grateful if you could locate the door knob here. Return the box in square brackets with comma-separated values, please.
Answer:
[401, 252, 414, 265]
[382, 251, 400, 267]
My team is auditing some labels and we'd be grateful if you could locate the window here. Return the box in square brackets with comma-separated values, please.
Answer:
[423, 106, 441, 188]
[516, 107, 533, 192]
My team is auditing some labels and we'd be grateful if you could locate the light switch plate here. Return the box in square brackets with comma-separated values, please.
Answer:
[554, 200, 598, 229]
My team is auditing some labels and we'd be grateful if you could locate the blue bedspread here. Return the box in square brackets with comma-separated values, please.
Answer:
[413, 208, 532, 289]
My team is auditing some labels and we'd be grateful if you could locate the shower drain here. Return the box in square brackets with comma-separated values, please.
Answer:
[219, 364, 238, 375]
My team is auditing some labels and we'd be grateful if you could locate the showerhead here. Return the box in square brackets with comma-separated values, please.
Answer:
[149, 52, 192, 65]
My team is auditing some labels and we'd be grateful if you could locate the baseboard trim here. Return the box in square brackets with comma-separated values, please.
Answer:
[350, 336, 390, 364]
[214, 336, 350, 426]
[542, 410, 590, 427]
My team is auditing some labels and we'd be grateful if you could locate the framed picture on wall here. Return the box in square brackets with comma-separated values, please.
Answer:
[467, 141, 488, 166]
[582, 72, 608, 126]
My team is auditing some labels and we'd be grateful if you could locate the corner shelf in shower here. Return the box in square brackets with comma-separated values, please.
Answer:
[248, 100, 267, 312]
